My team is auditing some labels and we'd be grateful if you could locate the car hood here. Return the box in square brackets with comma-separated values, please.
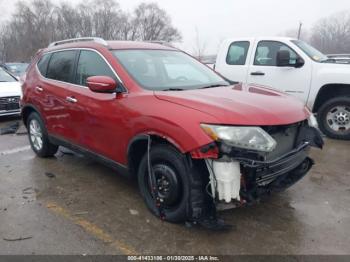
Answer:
[154, 83, 309, 126]
[0, 82, 22, 97]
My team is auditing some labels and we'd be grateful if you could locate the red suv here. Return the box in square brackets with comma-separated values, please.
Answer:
[22, 38, 323, 226]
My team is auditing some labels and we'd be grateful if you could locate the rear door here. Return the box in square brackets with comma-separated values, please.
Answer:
[40, 50, 79, 139]
[65, 49, 124, 160]
[247, 40, 312, 103]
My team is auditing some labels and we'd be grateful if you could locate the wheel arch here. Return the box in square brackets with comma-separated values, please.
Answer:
[22, 104, 44, 127]
[313, 84, 350, 113]
[127, 133, 186, 177]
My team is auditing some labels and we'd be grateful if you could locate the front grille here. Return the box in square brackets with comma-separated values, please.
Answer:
[0, 96, 20, 111]
[262, 123, 301, 161]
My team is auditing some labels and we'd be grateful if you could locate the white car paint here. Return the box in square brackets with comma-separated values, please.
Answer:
[0, 82, 22, 97]
[0, 72, 22, 116]
[215, 37, 350, 111]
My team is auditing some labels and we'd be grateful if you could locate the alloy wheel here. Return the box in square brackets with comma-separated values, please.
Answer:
[29, 119, 43, 151]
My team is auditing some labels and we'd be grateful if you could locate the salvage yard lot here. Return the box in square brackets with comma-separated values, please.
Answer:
[1, 116, 350, 255]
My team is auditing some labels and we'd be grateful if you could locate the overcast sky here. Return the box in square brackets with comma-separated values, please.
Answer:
[1, 0, 350, 54]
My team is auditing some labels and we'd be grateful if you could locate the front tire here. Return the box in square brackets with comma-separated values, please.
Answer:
[27, 112, 58, 157]
[137, 144, 200, 223]
[317, 97, 350, 140]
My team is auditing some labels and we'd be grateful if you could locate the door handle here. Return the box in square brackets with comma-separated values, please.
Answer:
[35, 86, 43, 92]
[66, 96, 78, 103]
[250, 71, 265, 76]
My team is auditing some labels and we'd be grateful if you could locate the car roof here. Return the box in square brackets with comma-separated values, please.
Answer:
[222, 36, 297, 44]
[107, 41, 177, 50]
[44, 40, 177, 53]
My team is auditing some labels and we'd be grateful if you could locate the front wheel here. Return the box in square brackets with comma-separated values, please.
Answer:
[137, 144, 194, 223]
[317, 97, 350, 140]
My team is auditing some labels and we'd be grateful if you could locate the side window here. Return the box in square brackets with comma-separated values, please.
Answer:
[47, 50, 77, 83]
[254, 41, 298, 66]
[76, 50, 116, 86]
[37, 54, 51, 77]
[226, 41, 250, 65]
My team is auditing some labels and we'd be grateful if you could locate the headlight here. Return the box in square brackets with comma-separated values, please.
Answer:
[308, 114, 318, 128]
[200, 124, 277, 152]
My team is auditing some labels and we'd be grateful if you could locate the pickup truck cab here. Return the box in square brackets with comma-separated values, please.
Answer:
[215, 37, 350, 140]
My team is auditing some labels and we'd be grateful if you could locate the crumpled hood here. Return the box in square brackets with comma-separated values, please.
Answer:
[0, 82, 22, 97]
[154, 83, 309, 126]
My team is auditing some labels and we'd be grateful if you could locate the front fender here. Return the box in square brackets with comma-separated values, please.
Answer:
[309, 64, 350, 108]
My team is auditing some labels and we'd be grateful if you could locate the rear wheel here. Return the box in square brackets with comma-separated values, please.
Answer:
[137, 144, 197, 223]
[317, 97, 350, 140]
[27, 112, 58, 157]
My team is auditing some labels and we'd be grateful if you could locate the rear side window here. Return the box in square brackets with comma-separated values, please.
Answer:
[226, 41, 250, 65]
[37, 54, 51, 77]
[75, 50, 116, 86]
[47, 50, 77, 83]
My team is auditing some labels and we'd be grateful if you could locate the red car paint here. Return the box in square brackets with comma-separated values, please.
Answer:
[22, 41, 310, 167]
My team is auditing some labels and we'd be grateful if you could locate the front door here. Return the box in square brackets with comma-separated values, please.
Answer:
[65, 49, 124, 161]
[247, 40, 312, 103]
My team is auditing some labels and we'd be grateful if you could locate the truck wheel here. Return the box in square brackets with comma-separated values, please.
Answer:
[27, 112, 58, 157]
[317, 97, 350, 140]
[137, 144, 195, 223]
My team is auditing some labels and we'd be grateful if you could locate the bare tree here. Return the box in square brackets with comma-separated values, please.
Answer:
[0, 0, 182, 62]
[310, 11, 350, 54]
[132, 3, 181, 42]
[89, 0, 124, 39]
[0, 0, 56, 61]
[54, 3, 82, 40]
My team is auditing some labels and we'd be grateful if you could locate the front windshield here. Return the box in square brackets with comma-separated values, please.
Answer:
[291, 40, 328, 62]
[113, 50, 228, 91]
[5, 63, 29, 75]
[0, 68, 17, 82]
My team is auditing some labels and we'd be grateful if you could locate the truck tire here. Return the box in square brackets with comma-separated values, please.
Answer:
[27, 112, 58, 157]
[137, 144, 206, 223]
[317, 97, 350, 140]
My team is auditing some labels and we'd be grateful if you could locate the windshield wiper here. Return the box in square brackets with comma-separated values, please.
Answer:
[161, 88, 185, 91]
[198, 84, 229, 89]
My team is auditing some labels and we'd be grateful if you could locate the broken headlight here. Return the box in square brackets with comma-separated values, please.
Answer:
[200, 124, 277, 152]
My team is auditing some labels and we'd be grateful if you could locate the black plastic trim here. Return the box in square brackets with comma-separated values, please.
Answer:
[49, 135, 130, 177]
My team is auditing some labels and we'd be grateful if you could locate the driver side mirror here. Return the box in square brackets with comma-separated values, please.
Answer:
[86, 76, 117, 93]
[276, 50, 304, 68]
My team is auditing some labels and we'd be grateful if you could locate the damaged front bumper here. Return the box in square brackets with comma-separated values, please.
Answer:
[203, 125, 324, 207]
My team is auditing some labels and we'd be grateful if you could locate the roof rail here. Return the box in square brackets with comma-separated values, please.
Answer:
[146, 41, 175, 48]
[48, 37, 108, 48]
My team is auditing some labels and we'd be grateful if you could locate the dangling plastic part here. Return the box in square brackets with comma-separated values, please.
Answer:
[187, 163, 233, 231]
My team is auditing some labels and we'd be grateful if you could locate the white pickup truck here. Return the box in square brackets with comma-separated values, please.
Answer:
[215, 37, 350, 140]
